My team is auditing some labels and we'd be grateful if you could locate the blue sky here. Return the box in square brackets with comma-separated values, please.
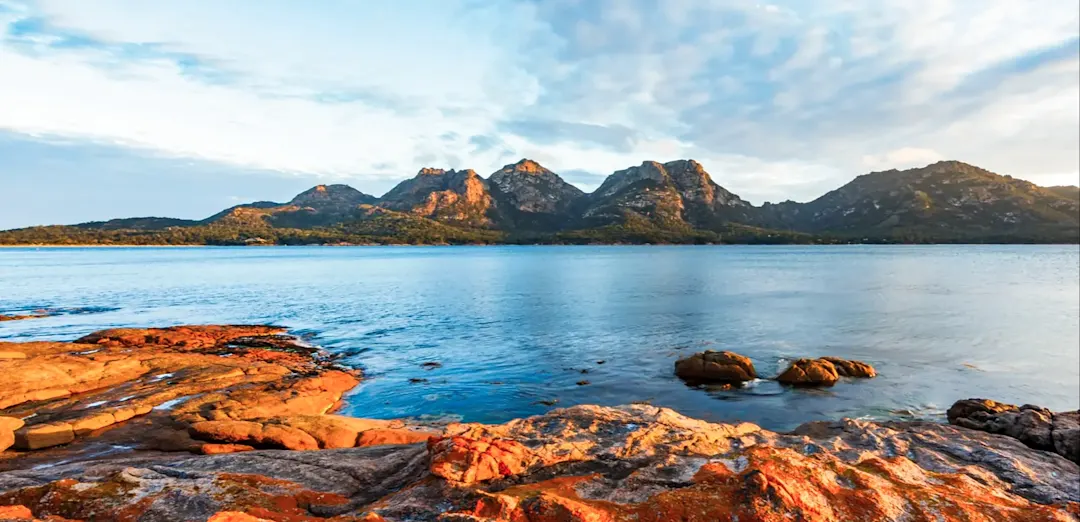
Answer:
[1, 0, 1078, 228]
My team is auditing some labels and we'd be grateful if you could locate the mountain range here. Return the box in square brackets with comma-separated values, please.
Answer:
[3, 159, 1078, 245]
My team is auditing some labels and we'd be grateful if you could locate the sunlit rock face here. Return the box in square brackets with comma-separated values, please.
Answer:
[487, 159, 586, 230]
[758, 160, 1080, 237]
[583, 159, 755, 230]
[1, 397, 1077, 520]
[380, 168, 500, 227]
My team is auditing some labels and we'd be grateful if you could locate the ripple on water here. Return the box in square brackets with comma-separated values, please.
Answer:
[1, 245, 1077, 431]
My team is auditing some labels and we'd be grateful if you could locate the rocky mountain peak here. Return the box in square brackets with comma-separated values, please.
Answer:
[379, 167, 497, 227]
[289, 184, 374, 208]
[488, 160, 584, 221]
[510, 159, 546, 174]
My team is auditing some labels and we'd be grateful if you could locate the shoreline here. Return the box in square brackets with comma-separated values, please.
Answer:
[1, 324, 1077, 520]
[2, 242, 1079, 248]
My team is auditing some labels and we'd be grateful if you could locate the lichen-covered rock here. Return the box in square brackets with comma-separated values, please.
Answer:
[0, 325, 362, 457]
[428, 436, 535, 483]
[948, 398, 1080, 463]
[0, 505, 34, 519]
[2, 405, 1075, 521]
[776, 358, 840, 386]
[206, 513, 274, 522]
[674, 350, 756, 383]
[819, 356, 876, 378]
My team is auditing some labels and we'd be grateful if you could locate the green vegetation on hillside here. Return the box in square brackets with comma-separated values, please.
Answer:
[2, 159, 1077, 246]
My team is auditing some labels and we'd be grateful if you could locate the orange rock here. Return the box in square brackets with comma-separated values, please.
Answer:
[206, 511, 273, 522]
[0, 416, 24, 452]
[70, 413, 116, 436]
[189, 420, 320, 450]
[174, 371, 360, 424]
[0, 430, 13, 453]
[0, 325, 363, 460]
[429, 436, 535, 483]
[776, 358, 840, 386]
[356, 429, 432, 447]
[0, 504, 34, 519]
[14, 422, 74, 450]
[819, 357, 876, 378]
[201, 443, 256, 455]
[674, 350, 756, 383]
[269, 415, 378, 449]
[75, 325, 286, 350]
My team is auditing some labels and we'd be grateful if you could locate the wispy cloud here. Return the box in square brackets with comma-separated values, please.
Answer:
[0, 0, 1076, 222]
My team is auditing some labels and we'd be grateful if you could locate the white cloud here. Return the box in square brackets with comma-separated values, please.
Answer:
[862, 148, 944, 171]
[0, 0, 1076, 206]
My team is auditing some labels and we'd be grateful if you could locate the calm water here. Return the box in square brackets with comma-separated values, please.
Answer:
[1, 245, 1077, 431]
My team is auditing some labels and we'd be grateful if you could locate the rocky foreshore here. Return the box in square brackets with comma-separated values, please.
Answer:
[1, 326, 1078, 521]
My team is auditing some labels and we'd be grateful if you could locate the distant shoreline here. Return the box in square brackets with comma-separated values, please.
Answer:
[1, 242, 1077, 248]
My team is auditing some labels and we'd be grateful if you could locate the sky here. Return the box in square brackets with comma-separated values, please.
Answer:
[1, 0, 1078, 228]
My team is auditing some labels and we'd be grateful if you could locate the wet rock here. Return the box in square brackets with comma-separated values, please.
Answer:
[776, 358, 841, 386]
[948, 398, 1080, 463]
[819, 356, 876, 378]
[674, 350, 756, 383]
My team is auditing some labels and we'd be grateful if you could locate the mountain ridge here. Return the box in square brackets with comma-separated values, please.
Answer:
[3, 159, 1077, 245]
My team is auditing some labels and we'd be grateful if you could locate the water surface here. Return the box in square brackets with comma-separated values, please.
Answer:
[1, 245, 1077, 431]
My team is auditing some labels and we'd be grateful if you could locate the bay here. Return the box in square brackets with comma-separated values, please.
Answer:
[1, 244, 1077, 431]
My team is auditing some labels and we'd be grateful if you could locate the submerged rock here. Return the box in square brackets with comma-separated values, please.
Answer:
[948, 398, 1080, 463]
[674, 350, 757, 383]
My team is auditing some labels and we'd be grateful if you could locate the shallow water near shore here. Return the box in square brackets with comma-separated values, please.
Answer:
[1, 245, 1077, 431]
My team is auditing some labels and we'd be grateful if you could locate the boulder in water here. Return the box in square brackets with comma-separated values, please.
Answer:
[820, 356, 876, 378]
[674, 350, 756, 383]
[776, 358, 841, 386]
